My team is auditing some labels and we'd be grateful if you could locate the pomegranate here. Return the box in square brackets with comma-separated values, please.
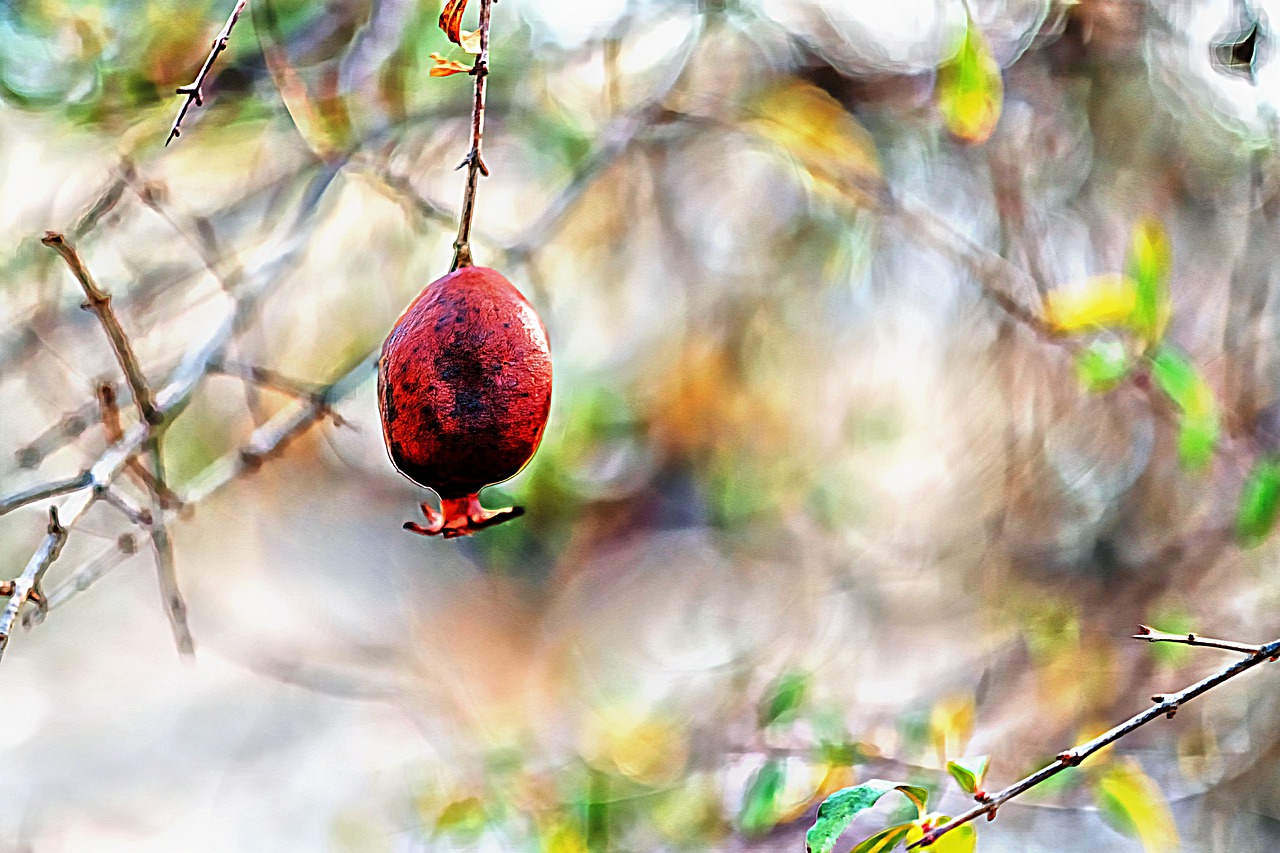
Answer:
[379, 266, 552, 537]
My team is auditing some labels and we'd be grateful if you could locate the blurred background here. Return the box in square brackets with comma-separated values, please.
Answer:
[3, 0, 1280, 849]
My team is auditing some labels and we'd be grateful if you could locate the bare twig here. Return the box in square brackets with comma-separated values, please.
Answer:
[167, 0, 249, 146]
[184, 352, 377, 503]
[145, 442, 193, 656]
[98, 383, 182, 510]
[99, 487, 153, 526]
[1132, 623, 1263, 655]
[449, 0, 494, 271]
[42, 232, 161, 425]
[25, 536, 136, 627]
[35, 532, 136, 617]
[0, 508, 70, 660]
[15, 401, 100, 469]
[909, 630, 1280, 848]
[0, 473, 92, 518]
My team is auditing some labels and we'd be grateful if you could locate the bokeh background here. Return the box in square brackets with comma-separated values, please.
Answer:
[3, 0, 1280, 849]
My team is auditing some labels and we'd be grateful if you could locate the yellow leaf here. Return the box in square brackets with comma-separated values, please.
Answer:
[929, 693, 975, 763]
[1093, 758, 1179, 853]
[1044, 275, 1138, 333]
[937, 20, 1003, 144]
[541, 822, 589, 853]
[429, 52, 472, 77]
[746, 80, 881, 207]
[905, 816, 977, 853]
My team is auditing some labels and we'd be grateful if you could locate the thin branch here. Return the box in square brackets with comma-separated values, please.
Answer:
[24, 537, 136, 627]
[42, 232, 161, 425]
[166, 0, 249, 146]
[209, 358, 349, 427]
[909, 631, 1280, 848]
[450, 0, 494, 272]
[98, 487, 153, 526]
[15, 400, 101, 469]
[184, 352, 377, 504]
[98, 383, 183, 510]
[0, 172, 331, 667]
[1132, 623, 1263, 655]
[145, 440, 193, 656]
[0, 508, 69, 660]
[0, 473, 92, 517]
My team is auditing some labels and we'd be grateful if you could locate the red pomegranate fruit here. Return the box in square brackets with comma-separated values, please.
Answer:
[379, 266, 552, 537]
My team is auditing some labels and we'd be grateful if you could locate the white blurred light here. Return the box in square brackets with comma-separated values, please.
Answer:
[511, 0, 629, 48]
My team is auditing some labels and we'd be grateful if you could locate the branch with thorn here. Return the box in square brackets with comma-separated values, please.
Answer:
[166, 0, 248, 146]
[449, 0, 493, 272]
[908, 626, 1280, 848]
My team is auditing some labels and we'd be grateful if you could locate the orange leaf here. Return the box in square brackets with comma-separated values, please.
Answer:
[429, 53, 472, 77]
[439, 0, 468, 45]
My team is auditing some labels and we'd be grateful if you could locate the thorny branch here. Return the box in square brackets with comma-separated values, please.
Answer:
[0, 161, 341, 662]
[0, 7, 697, 671]
[450, 0, 493, 272]
[908, 628, 1280, 849]
[42, 232, 161, 425]
[166, 0, 249, 146]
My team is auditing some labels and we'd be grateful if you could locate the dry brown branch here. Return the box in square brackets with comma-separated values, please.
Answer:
[910, 628, 1280, 848]
[167, 0, 249, 146]
[1132, 623, 1263, 655]
[97, 383, 183, 510]
[42, 232, 161, 425]
[449, 0, 494, 271]
[0, 188, 329, 664]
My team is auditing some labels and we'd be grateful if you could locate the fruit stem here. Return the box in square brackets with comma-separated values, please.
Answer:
[450, 0, 494, 272]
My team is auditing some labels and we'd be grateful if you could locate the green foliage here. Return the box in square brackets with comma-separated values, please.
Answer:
[1127, 219, 1172, 348]
[739, 759, 785, 836]
[1149, 346, 1219, 467]
[1091, 759, 1179, 852]
[1075, 338, 1130, 391]
[946, 755, 989, 795]
[1237, 455, 1280, 546]
[937, 18, 1002, 144]
[758, 670, 810, 728]
[805, 781, 927, 853]
[848, 823, 913, 853]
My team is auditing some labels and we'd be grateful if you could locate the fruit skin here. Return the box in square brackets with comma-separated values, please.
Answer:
[379, 266, 552, 537]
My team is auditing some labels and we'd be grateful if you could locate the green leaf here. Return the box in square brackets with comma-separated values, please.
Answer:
[1149, 346, 1219, 467]
[434, 796, 486, 838]
[1092, 758, 1179, 852]
[1075, 338, 1130, 391]
[937, 19, 1003, 144]
[759, 670, 810, 728]
[946, 756, 989, 795]
[848, 823, 913, 853]
[1237, 456, 1280, 546]
[1127, 219, 1172, 348]
[740, 759, 785, 836]
[805, 781, 929, 853]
